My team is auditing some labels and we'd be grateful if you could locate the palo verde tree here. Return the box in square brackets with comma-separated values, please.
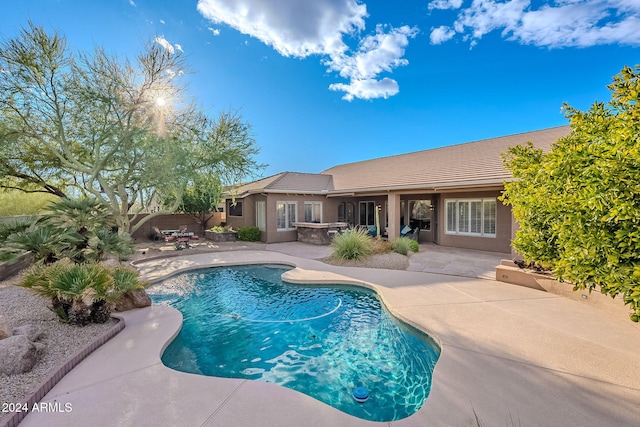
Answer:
[0, 23, 261, 235]
[501, 64, 640, 322]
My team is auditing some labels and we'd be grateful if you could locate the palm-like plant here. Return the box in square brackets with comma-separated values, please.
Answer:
[5, 225, 81, 264]
[41, 197, 113, 237]
[87, 229, 135, 262]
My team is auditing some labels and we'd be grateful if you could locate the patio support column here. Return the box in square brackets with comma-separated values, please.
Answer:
[387, 193, 401, 240]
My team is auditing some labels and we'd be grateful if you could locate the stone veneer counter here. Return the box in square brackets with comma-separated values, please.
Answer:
[292, 222, 348, 245]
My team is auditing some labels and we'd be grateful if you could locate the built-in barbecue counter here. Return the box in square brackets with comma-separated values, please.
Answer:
[292, 222, 349, 245]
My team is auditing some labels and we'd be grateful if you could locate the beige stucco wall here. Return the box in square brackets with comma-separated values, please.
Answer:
[435, 190, 512, 253]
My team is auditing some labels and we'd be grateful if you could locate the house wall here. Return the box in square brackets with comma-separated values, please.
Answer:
[435, 190, 512, 253]
[224, 195, 257, 231]
[265, 195, 339, 243]
[224, 195, 341, 243]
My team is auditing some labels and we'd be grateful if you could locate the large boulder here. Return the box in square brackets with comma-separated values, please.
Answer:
[13, 324, 43, 342]
[0, 314, 10, 340]
[0, 335, 45, 375]
[114, 289, 152, 312]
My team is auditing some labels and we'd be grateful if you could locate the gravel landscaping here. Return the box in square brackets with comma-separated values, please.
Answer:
[0, 283, 117, 423]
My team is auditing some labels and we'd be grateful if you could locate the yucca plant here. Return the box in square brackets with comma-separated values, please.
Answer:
[331, 228, 373, 261]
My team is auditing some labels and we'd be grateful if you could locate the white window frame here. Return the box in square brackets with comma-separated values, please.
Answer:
[256, 201, 266, 232]
[445, 198, 496, 238]
[304, 201, 322, 223]
[276, 201, 297, 231]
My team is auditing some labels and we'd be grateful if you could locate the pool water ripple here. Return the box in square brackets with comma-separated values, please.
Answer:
[147, 265, 440, 422]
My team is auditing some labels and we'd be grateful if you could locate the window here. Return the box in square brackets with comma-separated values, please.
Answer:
[445, 198, 496, 237]
[256, 201, 266, 231]
[276, 201, 297, 231]
[409, 200, 432, 230]
[228, 200, 243, 217]
[304, 201, 322, 222]
[359, 201, 375, 226]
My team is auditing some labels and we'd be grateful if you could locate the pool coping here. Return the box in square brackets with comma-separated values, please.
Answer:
[17, 250, 640, 427]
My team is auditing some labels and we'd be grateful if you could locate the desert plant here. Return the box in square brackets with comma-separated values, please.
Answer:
[87, 229, 136, 262]
[370, 237, 392, 255]
[19, 261, 144, 325]
[111, 266, 147, 294]
[5, 225, 81, 264]
[392, 238, 413, 256]
[238, 226, 261, 242]
[0, 218, 33, 243]
[331, 228, 373, 261]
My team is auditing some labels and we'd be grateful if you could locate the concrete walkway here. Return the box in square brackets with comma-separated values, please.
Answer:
[19, 246, 640, 427]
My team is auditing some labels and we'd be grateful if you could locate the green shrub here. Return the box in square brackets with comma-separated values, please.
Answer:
[407, 239, 419, 253]
[238, 226, 261, 241]
[331, 228, 373, 261]
[19, 261, 146, 325]
[209, 225, 234, 232]
[391, 238, 412, 256]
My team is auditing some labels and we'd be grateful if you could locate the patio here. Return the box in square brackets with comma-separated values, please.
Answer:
[15, 244, 640, 427]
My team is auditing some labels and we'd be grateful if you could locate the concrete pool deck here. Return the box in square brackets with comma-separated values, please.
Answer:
[18, 245, 640, 427]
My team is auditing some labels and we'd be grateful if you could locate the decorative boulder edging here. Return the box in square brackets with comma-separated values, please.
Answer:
[114, 289, 152, 312]
[0, 335, 45, 376]
[1, 319, 124, 427]
[0, 314, 10, 340]
[204, 230, 237, 242]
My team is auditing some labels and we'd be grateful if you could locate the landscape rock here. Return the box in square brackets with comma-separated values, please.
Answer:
[0, 314, 10, 340]
[12, 324, 43, 342]
[114, 289, 152, 312]
[0, 335, 45, 375]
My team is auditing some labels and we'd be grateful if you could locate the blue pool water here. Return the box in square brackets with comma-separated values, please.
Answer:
[147, 265, 440, 422]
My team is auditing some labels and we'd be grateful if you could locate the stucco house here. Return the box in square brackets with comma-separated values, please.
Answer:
[223, 126, 570, 253]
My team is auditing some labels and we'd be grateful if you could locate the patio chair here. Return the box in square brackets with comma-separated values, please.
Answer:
[151, 226, 163, 241]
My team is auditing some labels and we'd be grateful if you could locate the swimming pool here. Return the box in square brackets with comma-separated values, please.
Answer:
[147, 265, 440, 422]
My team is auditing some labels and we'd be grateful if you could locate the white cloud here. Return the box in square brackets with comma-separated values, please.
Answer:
[326, 25, 418, 80]
[329, 77, 399, 101]
[432, 0, 640, 48]
[430, 26, 457, 44]
[160, 19, 166, 25]
[428, 0, 464, 10]
[208, 27, 221, 36]
[155, 36, 178, 54]
[196, 0, 417, 100]
[197, 0, 366, 58]
[129, 0, 136, 7]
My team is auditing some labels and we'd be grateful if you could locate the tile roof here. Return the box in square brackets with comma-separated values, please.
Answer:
[322, 126, 570, 193]
[230, 172, 334, 196]
[228, 126, 571, 197]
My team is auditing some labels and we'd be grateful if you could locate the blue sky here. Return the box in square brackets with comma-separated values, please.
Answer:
[2, 0, 638, 177]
